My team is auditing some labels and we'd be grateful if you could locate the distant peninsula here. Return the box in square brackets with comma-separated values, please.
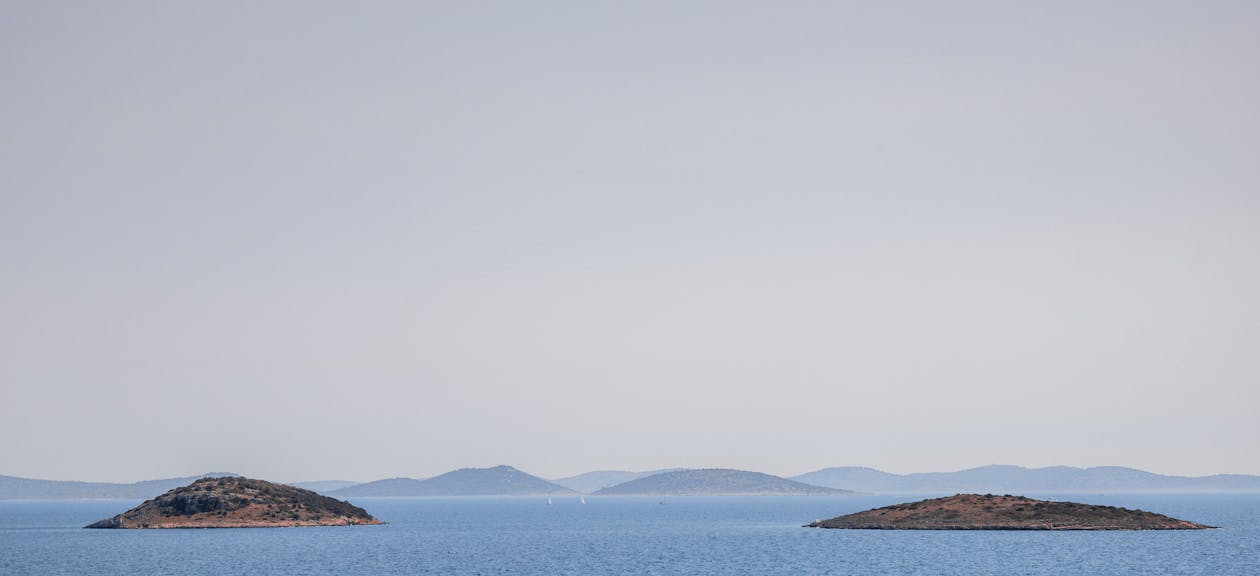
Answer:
[86, 477, 382, 529]
[551, 469, 685, 493]
[0, 472, 237, 500]
[808, 494, 1213, 530]
[790, 465, 1260, 494]
[331, 465, 575, 497]
[593, 469, 853, 496]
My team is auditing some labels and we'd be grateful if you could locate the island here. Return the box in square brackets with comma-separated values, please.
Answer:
[551, 469, 684, 493]
[593, 468, 854, 496]
[331, 465, 575, 497]
[85, 476, 382, 528]
[807, 493, 1213, 530]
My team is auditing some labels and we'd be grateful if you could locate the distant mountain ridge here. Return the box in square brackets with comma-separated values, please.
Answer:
[332, 466, 574, 497]
[8, 464, 1259, 499]
[0, 473, 237, 500]
[593, 469, 853, 496]
[792, 465, 1260, 493]
[289, 480, 360, 494]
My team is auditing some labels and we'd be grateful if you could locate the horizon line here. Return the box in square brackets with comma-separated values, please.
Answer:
[6, 462, 1260, 486]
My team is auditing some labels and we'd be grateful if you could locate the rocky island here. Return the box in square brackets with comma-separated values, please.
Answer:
[808, 494, 1213, 530]
[86, 476, 382, 528]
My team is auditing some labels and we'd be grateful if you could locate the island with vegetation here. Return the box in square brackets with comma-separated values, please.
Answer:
[86, 476, 382, 528]
[808, 493, 1213, 530]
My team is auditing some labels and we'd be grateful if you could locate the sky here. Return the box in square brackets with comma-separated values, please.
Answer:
[2, 1, 1257, 483]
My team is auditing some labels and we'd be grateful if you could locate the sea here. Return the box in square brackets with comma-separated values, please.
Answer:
[2, 493, 1257, 575]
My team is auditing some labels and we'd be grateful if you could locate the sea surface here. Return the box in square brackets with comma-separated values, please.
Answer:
[2, 493, 1258, 575]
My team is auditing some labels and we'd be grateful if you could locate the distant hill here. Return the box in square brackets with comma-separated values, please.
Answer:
[332, 466, 574, 497]
[288, 480, 360, 494]
[792, 465, 1260, 494]
[0, 473, 237, 500]
[551, 469, 685, 493]
[593, 469, 854, 496]
[330, 477, 426, 497]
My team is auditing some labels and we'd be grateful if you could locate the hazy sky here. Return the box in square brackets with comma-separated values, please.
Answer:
[2, 1, 1257, 483]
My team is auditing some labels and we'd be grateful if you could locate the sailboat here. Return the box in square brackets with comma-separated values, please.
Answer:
[580, 495, 586, 505]
[546, 496, 552, 506]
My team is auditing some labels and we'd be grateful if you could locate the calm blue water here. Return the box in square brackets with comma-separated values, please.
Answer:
[2, 494, 1257, 575]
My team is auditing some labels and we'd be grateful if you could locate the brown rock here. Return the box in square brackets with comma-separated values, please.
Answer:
[808, 493, 1213, 530]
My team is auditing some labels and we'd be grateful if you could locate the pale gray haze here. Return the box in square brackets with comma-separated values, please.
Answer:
[2, 1, 1257, 483]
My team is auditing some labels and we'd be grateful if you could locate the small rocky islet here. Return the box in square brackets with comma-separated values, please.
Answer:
[808, 493, 1213, 530]
[86, 476, 381, 529]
